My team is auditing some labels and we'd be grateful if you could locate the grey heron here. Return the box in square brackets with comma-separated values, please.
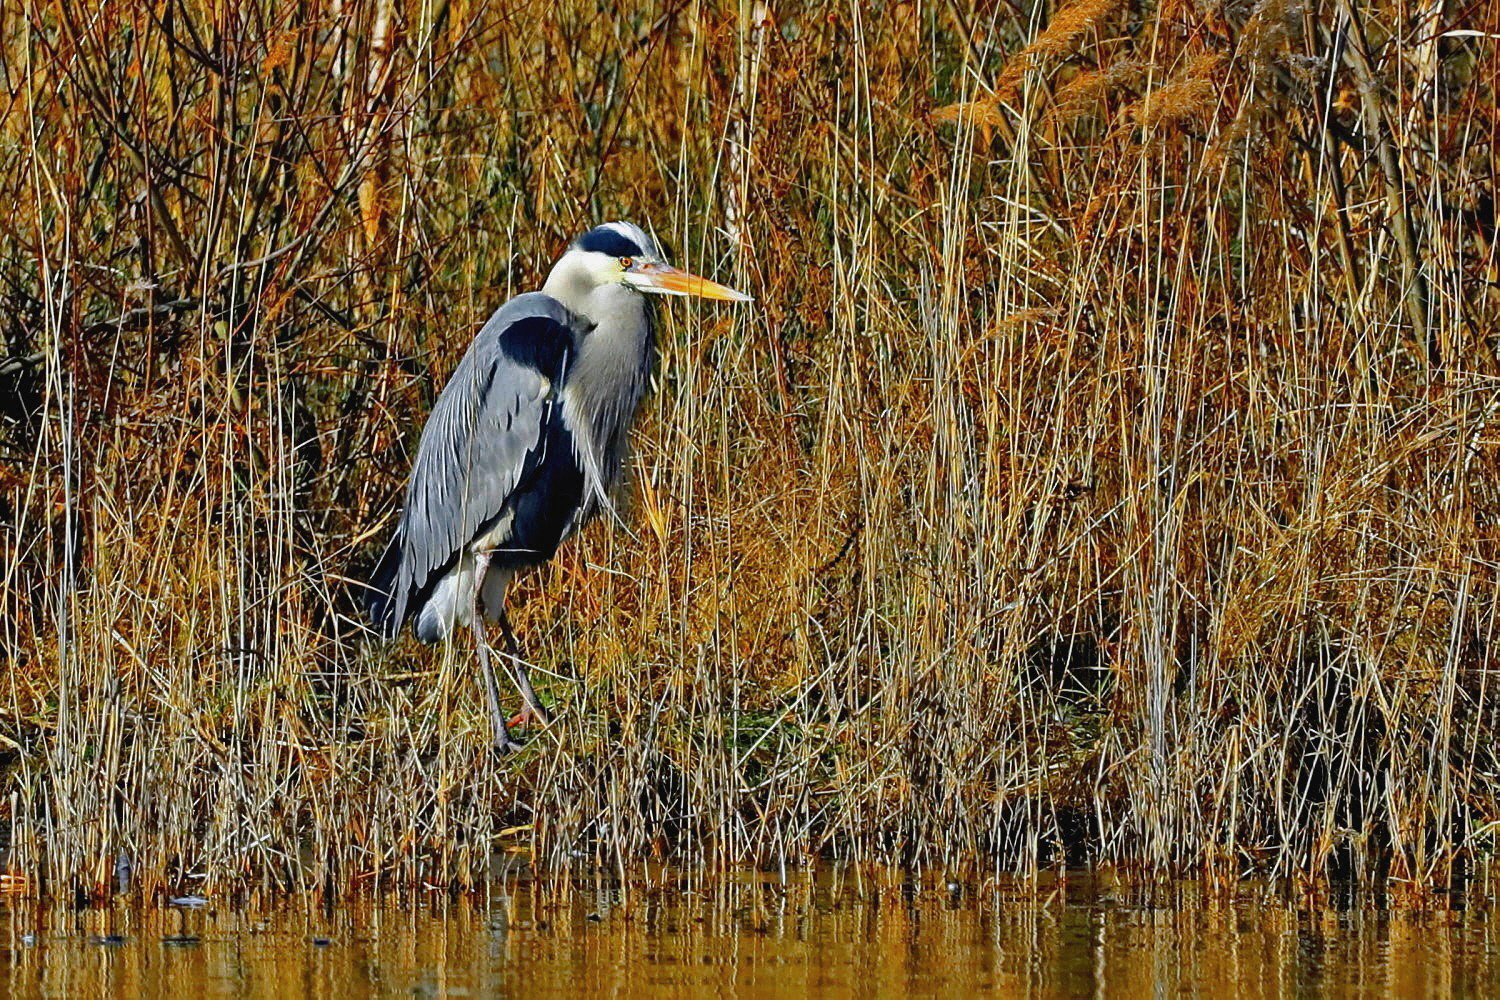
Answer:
[369, 221, 750, 751]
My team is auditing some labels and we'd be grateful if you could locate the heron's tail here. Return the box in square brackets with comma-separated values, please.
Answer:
[367, 535, 404, 638]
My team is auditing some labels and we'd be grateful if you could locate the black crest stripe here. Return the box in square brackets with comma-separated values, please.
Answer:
[575, 225, 646, 258]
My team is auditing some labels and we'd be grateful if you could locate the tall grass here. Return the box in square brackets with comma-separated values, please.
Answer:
[0, 0, 1496, 895]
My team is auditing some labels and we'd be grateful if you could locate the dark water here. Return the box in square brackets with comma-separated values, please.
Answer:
[0, 871, 1495, 997]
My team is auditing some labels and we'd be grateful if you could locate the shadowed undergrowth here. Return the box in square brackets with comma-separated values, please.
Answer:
[0, 0, 1497, 895]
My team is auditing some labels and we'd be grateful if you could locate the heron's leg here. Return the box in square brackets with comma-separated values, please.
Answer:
[498, 609, 552, 726]
[471, 552, 522, 753]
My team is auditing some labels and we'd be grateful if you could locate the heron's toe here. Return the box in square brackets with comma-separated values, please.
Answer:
[506, 705, 553, 729]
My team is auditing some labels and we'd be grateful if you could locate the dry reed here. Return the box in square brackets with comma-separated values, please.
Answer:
[0, 0, 1497, 897]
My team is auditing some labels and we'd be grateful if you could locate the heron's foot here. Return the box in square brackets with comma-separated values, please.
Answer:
[505, 704, 553, 730]
[493, 734, 528, 755]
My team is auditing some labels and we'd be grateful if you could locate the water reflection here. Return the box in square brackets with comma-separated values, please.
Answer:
[0, 871, 1494, 997]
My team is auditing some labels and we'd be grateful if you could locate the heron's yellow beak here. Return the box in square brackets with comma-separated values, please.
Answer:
[625, 262, 752, 302]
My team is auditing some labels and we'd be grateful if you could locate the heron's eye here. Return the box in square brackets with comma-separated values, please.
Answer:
[619, 256, 634, 270]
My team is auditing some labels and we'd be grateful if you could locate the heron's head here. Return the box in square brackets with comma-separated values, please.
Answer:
[549, 221, 751, 304]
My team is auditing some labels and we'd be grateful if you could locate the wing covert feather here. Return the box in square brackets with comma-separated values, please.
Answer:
[387, 294, 579, 627]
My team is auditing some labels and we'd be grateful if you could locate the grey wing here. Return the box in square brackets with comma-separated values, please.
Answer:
[386, 298, 577, 629]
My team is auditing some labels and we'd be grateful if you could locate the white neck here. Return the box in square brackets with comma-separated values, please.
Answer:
[543, 253, 655, 504]
[541, 251, 604, 316]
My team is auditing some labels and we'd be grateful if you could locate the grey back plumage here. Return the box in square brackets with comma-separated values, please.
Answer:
[381, 292, 580, 631]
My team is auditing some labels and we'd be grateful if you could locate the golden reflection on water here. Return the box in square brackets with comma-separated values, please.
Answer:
[0, 872, 1494, 997]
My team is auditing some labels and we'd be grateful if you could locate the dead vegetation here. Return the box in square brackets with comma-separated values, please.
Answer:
[0, 0, 1497, 896]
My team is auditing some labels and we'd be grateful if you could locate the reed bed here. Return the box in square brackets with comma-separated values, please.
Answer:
[0, 0, 1497, 896]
